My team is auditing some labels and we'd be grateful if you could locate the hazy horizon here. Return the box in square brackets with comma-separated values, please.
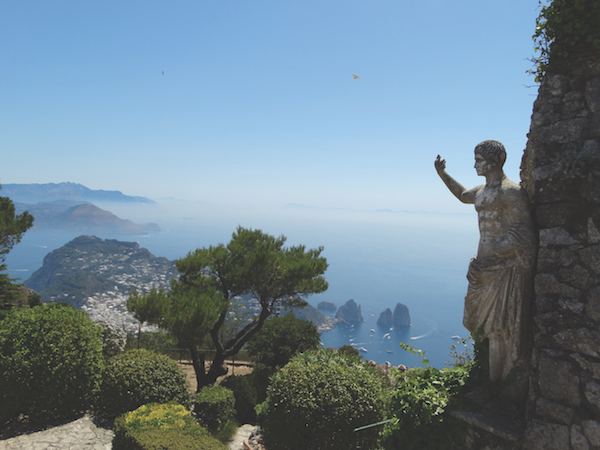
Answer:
[5, 199, 478, 368]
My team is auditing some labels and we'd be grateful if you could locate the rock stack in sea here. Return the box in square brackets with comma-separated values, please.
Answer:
[377, 302, 411, 327]
[335, 299, 363, 323]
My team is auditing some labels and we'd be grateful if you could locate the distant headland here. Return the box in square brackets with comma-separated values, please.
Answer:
[5, 182, 159, 235]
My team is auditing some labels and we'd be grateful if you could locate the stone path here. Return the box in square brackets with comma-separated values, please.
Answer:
[226, 425, 263, 450]
[0, 417, 261, 450]
[0, 415, 113, 450]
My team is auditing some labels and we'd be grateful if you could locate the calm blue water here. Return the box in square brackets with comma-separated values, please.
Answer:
[5, 202, 478, 368]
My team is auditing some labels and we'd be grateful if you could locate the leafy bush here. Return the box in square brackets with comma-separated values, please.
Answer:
[338, 344, 361, 358]
[220, 363, 275, 424]
[257, 348, 388, 450]
[381, 344, 471, 450]
[0, 304, 104, 423]
[194, 385, 236, 432]
[246, 312, 321, 368]
[97, 321, 126, 359]
[101, 349, 191, 416]
[113, 402, 228, 450]
[293, 345, 364, 366]
[219, 374, 257, 424]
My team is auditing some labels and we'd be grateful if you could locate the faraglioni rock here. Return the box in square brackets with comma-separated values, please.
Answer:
[393, 302, 411, 327]
[335, 299, 364, 323]
[377, 303, 411, 327]
[377, 308, 393, 327]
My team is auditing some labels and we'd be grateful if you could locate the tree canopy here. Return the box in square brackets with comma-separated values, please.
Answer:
[246, 312, 321, 368]
[0, 185, 34, 317]
[128, 226, 328, 389]
[0, 187, 34, 262]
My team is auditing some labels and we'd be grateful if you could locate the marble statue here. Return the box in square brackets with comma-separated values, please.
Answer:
[435, 140, 535, 381]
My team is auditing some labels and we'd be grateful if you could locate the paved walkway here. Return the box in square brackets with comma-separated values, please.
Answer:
[0, 416, 260, 450]
[0, 415, 113, 450]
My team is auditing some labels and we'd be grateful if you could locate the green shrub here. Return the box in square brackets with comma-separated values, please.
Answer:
[257, 348, 388, 450]
[0, 304, 104, 423]
[381, 365, 470, 450]
[96, 321, 126, 359]
[220, 374, 257, 424]
[194, 385, 236, 432]
[291, 345, 366, 369]
[246, 312, 321, 368]
[250, 363, 276, 403]
[338, 344, 361, 358]
[101, 349, 191, 416]
[220, 363, 275, 424]
[113, 402, 228, 450]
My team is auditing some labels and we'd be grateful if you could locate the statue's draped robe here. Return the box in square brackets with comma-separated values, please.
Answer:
[463, 198, 535, 380]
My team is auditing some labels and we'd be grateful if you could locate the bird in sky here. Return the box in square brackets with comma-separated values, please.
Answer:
[162, 71, 164, 75]
[352, 74, 360, 79]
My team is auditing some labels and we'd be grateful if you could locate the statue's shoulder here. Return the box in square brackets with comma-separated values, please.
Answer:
[502, 178, 529, 203]
[502, 177, 527, 195]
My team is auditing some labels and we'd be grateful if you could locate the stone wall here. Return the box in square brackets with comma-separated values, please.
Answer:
[521, 59, 600, 449]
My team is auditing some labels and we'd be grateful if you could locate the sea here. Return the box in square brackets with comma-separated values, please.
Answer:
[4, 200, 479, 369]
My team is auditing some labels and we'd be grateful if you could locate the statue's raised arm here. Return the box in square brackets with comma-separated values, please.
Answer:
[434, 155, 477, 204]
[436, 140, 535, 383]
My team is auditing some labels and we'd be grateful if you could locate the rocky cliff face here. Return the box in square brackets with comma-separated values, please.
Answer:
[519, 59, 600, 449]
[335, 299, 363, 323]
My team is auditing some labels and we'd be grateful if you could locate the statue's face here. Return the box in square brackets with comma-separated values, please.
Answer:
[474, 153, 494, 176]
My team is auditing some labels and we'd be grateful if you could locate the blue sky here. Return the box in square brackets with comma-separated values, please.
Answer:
[1, 1, 542, 214]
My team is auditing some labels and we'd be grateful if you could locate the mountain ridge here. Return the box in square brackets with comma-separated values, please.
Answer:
[4, 183, 159, 235]
[2, 182, 155, 205]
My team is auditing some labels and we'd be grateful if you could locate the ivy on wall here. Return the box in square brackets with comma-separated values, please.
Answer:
[530, 0, 600, 81]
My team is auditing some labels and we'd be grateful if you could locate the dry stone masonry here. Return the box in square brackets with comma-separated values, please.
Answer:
[521, 58, 600, 450]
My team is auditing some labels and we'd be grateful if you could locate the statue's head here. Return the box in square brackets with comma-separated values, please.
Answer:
[474, 140, 506, 168]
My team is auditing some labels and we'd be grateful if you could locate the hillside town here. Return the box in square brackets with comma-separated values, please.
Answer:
[25, 235, 178, 334]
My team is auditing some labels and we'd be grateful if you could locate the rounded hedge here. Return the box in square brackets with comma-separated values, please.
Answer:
[101, 349, 191, 416]
[194, 385, 236, 432]
[220, 363, 275, 424]
[113, 402, 228, 450]
[257, 349, 388, 450]
[0, 304, 104, 423]
[220, 374, 257, 424]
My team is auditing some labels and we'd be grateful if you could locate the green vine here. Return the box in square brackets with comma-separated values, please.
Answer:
[382, 342, 472, 449]
[529, 0, 600, 82]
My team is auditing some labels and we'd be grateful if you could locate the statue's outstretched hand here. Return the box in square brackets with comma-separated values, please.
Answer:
[435, 155, 446, 174]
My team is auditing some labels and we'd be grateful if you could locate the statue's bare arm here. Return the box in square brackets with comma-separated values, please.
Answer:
[435, 155, 477, 204]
